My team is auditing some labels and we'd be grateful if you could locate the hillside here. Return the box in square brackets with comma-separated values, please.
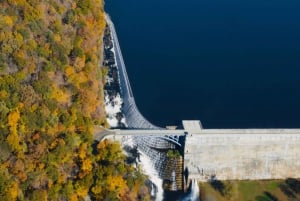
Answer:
[0, 0, 149, 200]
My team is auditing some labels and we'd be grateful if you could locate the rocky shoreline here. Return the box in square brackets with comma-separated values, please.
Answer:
[103, 24, 127, 128]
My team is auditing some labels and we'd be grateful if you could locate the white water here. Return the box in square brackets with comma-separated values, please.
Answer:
[105, 93, 127, 127]
[139, 153, 164, 201]
[182, 180, 200, 201]
[105, 75, 114, 85]
[104, 20, 128, 128]
[121, 137, 164, 201]
[120, 117, 127, 127]
[121, 136, 135, 148]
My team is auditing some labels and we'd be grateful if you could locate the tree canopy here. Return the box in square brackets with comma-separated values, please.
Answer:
[0, 0, 149, 200]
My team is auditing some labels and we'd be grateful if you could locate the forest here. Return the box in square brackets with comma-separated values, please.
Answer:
[0, 0, 149, 200]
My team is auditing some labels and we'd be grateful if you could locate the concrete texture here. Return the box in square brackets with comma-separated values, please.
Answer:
[97, 125, 300, 181]
[184, 128, 300, 181]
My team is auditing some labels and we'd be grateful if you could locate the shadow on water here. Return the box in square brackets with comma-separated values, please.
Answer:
[164, 190, 185, 201]
[163, 180, 200, 201]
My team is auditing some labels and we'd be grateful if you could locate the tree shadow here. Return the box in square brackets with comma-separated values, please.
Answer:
[264, 191, 278, 201]
[279, 183, 296, 198]
[255, 191, 278, 201]
[285, 178, 300, 194]
[255, 195, 270, 201]
[92, 140, 99, 155]
[210, 179, 225, 196]
[277, 178, 300, 199]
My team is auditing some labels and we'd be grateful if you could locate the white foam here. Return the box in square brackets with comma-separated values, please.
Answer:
[105, 76, 114, 85]
[139, 153, 164, 201]
[182, 180, 200, 201]
[105, 93, 127, 127]
[110, 44, 116, 55]
[122, 136, 135, 148]
[107, 117, 119, 127]
[120, 117, 128, 127]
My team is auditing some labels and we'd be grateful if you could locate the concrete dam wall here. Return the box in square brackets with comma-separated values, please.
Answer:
[184, 127, 300, 181]
[100, 122, 300, 182]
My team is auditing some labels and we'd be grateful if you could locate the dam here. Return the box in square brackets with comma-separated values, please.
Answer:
[97, 123, 300, 182]
[103, 14, 184, 193]
[101, 14, 300, 197]
[183, 121, 300, 181]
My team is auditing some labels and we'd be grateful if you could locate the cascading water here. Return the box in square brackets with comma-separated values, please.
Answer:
[121, 136, 164, 201]
[181, 180, 200, 201]
[139, 152, 164, 201]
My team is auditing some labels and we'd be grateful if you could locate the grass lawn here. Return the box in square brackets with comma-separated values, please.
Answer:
[199, 178, 300, 201]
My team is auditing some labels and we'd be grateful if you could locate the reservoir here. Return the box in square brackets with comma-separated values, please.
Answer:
[105, 0, 300, 128]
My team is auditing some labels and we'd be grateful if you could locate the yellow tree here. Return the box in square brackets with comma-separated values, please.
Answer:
[5, 180, 19, 201]
[6, 109, 20, 151]
[107, 175, 129, 199]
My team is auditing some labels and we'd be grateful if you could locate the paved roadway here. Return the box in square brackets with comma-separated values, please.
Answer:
[94, 126, 185, 146]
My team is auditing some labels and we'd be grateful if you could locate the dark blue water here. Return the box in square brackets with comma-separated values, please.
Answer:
[105, 0, 300, 128]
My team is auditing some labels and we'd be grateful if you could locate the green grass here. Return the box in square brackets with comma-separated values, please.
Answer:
[265, 180, 280, 191]
[238, 181, 261, 200]
[199, 179, 300, 201]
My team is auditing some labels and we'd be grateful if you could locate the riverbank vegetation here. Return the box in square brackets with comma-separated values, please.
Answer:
[0, 0, 148, 200]
[199, 179, 300, 201]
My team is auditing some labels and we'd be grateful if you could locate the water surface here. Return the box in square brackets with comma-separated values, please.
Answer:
[106, 0, 300, 128]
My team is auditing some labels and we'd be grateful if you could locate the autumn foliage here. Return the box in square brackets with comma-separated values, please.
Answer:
[0, 0, 148, 200]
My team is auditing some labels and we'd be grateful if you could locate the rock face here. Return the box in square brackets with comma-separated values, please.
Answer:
[184, 129, 300, 181]
[103, 23, 126, 128]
